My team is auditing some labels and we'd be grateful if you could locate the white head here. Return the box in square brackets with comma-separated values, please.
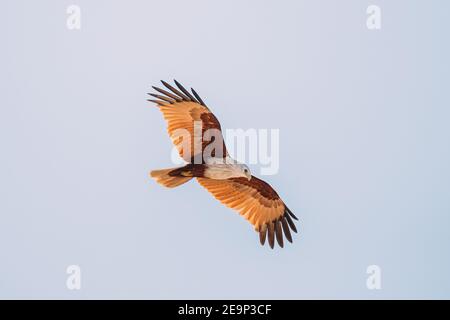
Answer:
[236, 163, 252, 180]
[204, 163, 252, 180]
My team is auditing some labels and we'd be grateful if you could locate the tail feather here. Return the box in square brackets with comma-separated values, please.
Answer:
[150, 167, 192, 188]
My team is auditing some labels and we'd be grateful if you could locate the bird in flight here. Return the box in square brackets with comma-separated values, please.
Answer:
[148, 80, 298, 248]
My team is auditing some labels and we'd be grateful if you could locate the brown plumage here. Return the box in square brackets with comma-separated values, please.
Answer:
[148, 80, 298, 249]
[148, 80, 226, 163]
[196, 176, 298, 249]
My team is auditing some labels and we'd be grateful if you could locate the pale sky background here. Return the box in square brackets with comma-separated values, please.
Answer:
[1, 0, 449, 299]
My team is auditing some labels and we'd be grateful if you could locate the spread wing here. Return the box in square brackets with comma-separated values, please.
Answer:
[196, 176, 298, 248]
[148, 80, 228, 163]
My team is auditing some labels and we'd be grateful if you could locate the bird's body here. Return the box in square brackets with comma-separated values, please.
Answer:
[148, 80, 298, 248]
[152, 162, 247, 180]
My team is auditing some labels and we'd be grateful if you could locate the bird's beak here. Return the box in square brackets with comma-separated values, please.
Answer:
[246, 173, 252, 181]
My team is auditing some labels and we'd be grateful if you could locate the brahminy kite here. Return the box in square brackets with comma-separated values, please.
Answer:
[148, 80, 298, 248]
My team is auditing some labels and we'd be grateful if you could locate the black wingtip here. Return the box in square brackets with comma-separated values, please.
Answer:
[286, 206, 298, 220]
[259, 227, 267, 246]
[160, 80, 191, 101]
[191, 87, 207, 108]
[153, 80, 209, 108]
[174, 79, 197, 102]
[274, 220, 284, 248]
[281, 218, 293, 243]
[147, 99, 166, 105]
[284, 212, 298, 233]
[267, 222, 275, 249]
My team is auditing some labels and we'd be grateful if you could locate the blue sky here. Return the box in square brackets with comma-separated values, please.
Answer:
[1, 0, 449, 298]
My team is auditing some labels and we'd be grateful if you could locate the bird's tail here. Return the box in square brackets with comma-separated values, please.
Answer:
[150, 166, 193, 188]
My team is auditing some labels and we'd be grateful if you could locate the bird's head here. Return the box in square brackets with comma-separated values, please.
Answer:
[208, 159, 252, 181]
[236, 164, 252, 181]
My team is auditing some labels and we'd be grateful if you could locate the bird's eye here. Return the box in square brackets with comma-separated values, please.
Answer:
[244, 169, 248, 173]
